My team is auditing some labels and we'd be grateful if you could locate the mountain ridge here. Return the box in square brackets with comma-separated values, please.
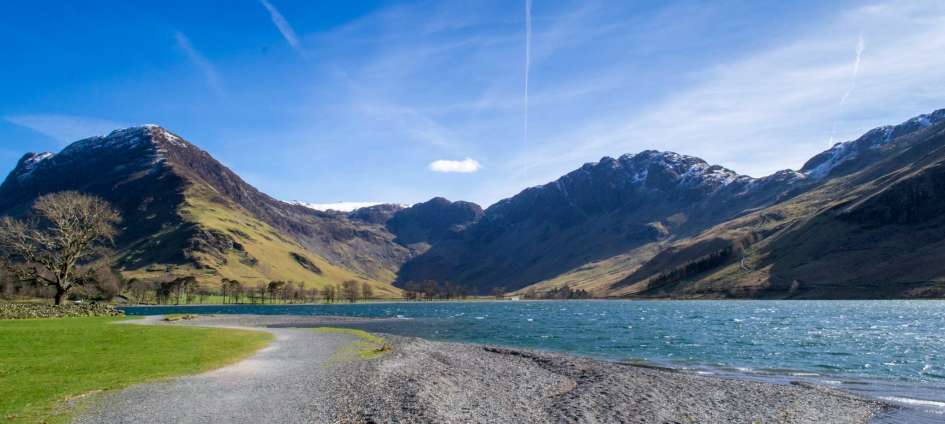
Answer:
[0, 125, 406, 295]
[4, 109, 945, 298]
[398, 108, 945, 297]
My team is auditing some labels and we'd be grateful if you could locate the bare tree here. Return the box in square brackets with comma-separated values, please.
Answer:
[181, 277, 198, 304]
[321, 285, 336, 303]
[0, 192, 121, 305]
[284, 281, 294, 304]
[256, 283, 266, 304]
[82, 265, 123, 300]
[127, 278, 149, 304]
[403, 282, 422, 300]
[229, 280, 243, 304]
[221, 278, 230, 304]
[341, 280, 360, 303]
[361, 282, 374, 300]
[267, 281, 285, 304]
[0, 261, 14, 300]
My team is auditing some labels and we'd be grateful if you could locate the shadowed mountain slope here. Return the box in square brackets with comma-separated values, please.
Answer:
[0, 126, 404, 295]
[5, 109, 945, 299]
[400, 109, 945, 298]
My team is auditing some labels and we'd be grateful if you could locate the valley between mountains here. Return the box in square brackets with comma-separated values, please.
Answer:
[3, 109, 945, 299]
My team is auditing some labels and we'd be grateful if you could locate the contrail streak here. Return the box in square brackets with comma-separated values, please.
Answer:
[838, 33, 865, 107]
[524, 0, 532, 173]
[174, 31, 224, 96]
[828, 33, 865, 146]
[259, 0, 305, 58]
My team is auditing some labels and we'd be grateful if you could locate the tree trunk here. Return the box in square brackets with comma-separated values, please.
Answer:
[54, 285, 67, 305]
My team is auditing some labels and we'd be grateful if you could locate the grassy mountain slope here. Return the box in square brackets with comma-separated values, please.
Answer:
[123, 191, 401, 296]
[481, 109, 945, 298]
[0, 126, 402, 296]
[399, 150, 809, 294]
[607, 113, 945, 298]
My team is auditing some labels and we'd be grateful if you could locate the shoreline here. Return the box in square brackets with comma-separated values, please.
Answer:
[119, 307, 945, 422]
[77, 314, 890, 423]
[117, 298, 945, 308]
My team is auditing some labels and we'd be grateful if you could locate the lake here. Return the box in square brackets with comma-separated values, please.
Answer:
[124, 300, 945, 422]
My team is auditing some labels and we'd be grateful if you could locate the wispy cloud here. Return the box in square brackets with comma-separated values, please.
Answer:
[429, 158, 481, 173]
[258, 0, 305, 57]
[4, 114, 126, 144]
[174, 31, 223, 96]
[838, 33, 866, 107]
[221, 0, 945, 206]
[335, 67, 462, 150]
[523, 0, 532, 174]
[828, 32, 866, 145]
[500, 0, 945, 181]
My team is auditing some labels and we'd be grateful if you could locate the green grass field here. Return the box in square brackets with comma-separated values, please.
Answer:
[313, 327, 391, 360]
[0, 317, 272, 424]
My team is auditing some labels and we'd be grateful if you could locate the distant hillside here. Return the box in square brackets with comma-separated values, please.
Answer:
[398, 109, 945, 298]
[0, 126, 405, 296]
[4, 109, 945, 299]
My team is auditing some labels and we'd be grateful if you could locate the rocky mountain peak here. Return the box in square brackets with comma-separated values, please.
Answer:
[385, 197, 484, 246]
[570, 150, 743, 196]
[11, 152, 54, 181]
[348, 203, 407, 225]
[801, 108, 945, 179]
[53, 125, 192, 158]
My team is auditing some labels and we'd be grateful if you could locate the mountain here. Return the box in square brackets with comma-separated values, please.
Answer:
[384, 197, 483, 250]
[398, 109, 945, 298]
[396, 150, 808, 293]
[348, 204, 407, 226]
[0, 125, 406, 296]
[4, 109, 945, 299]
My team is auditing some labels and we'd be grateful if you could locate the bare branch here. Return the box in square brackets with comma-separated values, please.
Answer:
[0, 192, 122, 304]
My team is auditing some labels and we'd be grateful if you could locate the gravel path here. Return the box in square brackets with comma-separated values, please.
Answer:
[74, 315, 887, 424]
[74, 315, 366, 424]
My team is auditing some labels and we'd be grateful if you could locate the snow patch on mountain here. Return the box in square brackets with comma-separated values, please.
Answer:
[288, 201, 388, 212]
[14, 152, 55, 182]
[147, 125, 188, 148]
[24, 152, 53, 167]
[613, 150, 744, 192]
[803, 108, 945, 180]
[58, 126, 152, 157]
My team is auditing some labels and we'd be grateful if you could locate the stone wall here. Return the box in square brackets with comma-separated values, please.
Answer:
[0, 303, 124, 319]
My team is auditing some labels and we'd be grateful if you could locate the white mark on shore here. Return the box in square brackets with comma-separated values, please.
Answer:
[216, 358, 268, 376]
[879, 396, 945, 409]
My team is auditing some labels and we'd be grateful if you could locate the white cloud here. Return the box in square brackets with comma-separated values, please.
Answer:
[428, 158, 481, 173]
[258, 0, 304, 56]
[502, 0, 945, 180]
[288, 201, 384, 212]
[4, 114, 126, 144]
[174, 31, 223, 95]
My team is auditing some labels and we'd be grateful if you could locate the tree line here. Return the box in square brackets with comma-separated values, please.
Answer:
[124, 278, 380, 305]
[0, 191, 389, 305]
[400, 280, 472, 300]
[522, 285, 592, 299]
[0, 191, 535, 305]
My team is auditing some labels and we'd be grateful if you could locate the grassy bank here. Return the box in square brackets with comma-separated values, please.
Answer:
[314, 327, 391, 360]
[0, 317, 272, 424]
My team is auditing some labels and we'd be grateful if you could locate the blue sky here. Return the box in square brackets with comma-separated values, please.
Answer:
[2, 0, 944, 208]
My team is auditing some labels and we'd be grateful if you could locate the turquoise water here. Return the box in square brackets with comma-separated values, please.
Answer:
[125, 300, 945, 421]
